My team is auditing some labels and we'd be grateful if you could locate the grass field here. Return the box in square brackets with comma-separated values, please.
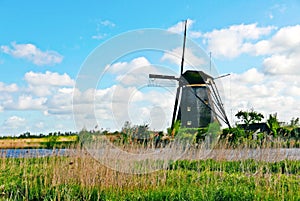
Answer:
[0, 146, 299, 201]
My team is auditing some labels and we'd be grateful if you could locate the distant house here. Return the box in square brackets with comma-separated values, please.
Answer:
[238, 123, 270, 133]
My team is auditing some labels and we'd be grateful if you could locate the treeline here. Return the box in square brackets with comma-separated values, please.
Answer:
[0, 131, 78, 139]
[79, 110, 300, 148]
[1, 110, 299, 148]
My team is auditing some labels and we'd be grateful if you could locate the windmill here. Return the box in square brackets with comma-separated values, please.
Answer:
[149, 20, 231, 130]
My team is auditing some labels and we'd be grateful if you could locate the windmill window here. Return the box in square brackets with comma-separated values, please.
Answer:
[187, 106, 191, 111]
[187, 121, 192, 126]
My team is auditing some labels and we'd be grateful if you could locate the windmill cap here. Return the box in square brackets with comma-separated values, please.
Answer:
[182, 70, 212, 84]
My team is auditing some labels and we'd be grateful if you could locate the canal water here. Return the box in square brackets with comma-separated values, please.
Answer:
[0, 149, 72, 158]
[1, 148, 299, 161]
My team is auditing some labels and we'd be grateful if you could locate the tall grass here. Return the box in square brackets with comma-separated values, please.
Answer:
[0, 144, 299, 200]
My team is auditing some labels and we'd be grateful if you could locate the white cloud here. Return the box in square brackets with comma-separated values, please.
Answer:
[4, 95, 47, 110]
[91, 19, 115, 40]
[47, 90, 72, 107]
[285, 87, 300, 97]
[73, 85, 143, 110]
[271, 25, 300, 48]
[106, 57, 151, 74]
[73, 88, 98, 105]
[189, 22, 299, 77]
[232, 68, 264, 84]
[221, 69, 300, 125]
[167, 19, 201, 38]
[109, 85, 175, 130]
[161, 47, 207, 68]
[202, 23, 276, 58]
[45, 87, 73, 115]
[268, 4, 287, 19]
[249, 25, 300, 75]
[72, 80, 177, 131]
[116, 65, 163, 86]
[1, 42, 63, 66]
[92, 34, 107, 40]
[252, 25, 300, 56]
[0, 71, 77, 135]
[73, 86, 115, 130]
[0, 82, 18, 92]
[24, 71, 74, 86]
[272, 4, 287, 13]
[24, 71, 74, 96]
[104, 57, 167, 87]
[168, 19, 194, 34]
[2, 116, 26, 129]
[100, 20, 115, 27]
[210, 25, 300, 75]
[263, 53, 300, 75]
[189, 31, 202, 38]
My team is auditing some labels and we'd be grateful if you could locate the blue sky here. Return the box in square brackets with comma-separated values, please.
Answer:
[0, 0, 300, 135]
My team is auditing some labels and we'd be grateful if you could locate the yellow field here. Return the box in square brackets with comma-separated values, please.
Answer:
[0, 135, 78, 148]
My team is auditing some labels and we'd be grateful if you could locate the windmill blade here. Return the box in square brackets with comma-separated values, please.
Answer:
[194, 92, 228, 126]
[171, 86, 181, 129]
[207, 79, 231, 128]
[180, 20, 187, 75]
[209, 93, 227, 121]
[209, 79, 230, 125]
[207, 82, 226, 117]
[149, 74, 178, 80]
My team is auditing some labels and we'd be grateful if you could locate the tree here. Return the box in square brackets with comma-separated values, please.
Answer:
[235, 109, 264, 127]
[122, 121, 132, 134]
[290, 117, 299, 127]
[267, 113, 280, 137]
[249, 111, 264, 123]
[170, 120, 181, 137]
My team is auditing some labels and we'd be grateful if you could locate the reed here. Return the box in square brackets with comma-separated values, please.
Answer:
[0, 143, 299, 200]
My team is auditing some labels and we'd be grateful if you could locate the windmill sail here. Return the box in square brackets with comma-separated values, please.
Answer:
[180, 20, 187, 75]
[171, 19, 187, 129]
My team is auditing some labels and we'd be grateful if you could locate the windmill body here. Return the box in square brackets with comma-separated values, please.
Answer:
[179, 70, 214, 128]
[149, 20, 231, 129]
[149, 70, 218, 129]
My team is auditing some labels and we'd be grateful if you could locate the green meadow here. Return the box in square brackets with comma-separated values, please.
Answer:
[0, 147, 299, 201]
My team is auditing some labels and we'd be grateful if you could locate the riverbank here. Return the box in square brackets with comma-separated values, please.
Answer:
[0, 135, 78, 149]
